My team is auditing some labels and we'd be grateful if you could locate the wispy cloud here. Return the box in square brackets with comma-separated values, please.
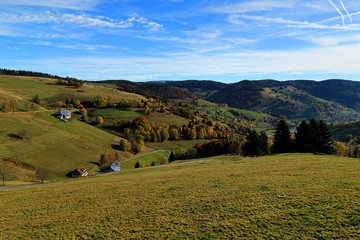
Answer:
[229, 14, 360, 30]
[340, 0, 353, 23]
[329, 0, 345, 26]
[206, 1, 294, 14]
[9, 43, 360, 81]
[0, 11, 164, 31]
[20, 40, 115, 51]
[0, 0, 99, 10]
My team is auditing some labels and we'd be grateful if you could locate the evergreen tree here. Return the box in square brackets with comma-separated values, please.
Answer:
[295, 120, 310, 152]
[317, 120, 334, 154]
[168, 151, 175, 162]
[151, 161, 155, 166]
[135, 161, 140, 168]
[243, 130, 269, 156]
[272, 119, 293, 153]
[259, 131, 270, 156]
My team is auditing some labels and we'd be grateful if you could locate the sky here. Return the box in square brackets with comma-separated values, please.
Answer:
[1, 0, 360, 82]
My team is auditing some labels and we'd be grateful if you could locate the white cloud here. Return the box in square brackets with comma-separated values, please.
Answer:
[206, 1, 294, 14]
[11, 43, 360, 80]
[0, 0, 99, 10]
[230, 14, 360, 30]
[0, 11, 164, 31]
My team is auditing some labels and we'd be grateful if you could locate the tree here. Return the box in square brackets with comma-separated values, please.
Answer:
[272, 119, 293, 153]
[9, 98, 17, 113]
[168, 151, 175, 162]
[36, 169, 49, 183]
[295, 120, 310, 152]
[119, 139, 128, 151]
[96, 116, 104, 126]
[135, 161, 140, 168]
[0, 163, 12, 186]
[33, 95, 41, 104]
[17, 129, 27, 140]
[151, 161, 155, 166]
[80, 108, 88, 122]
[13, 152, 23, 166]
[242, 130, 269, 156]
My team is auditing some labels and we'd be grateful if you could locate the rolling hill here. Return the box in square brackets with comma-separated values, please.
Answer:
[165, 79, 360, 122]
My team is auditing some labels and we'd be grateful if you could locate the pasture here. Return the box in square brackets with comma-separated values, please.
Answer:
[1, 154, 360, 239]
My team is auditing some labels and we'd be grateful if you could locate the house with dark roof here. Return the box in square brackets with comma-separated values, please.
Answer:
[54, 110, 71, 119]
[71, 166, 88, 178]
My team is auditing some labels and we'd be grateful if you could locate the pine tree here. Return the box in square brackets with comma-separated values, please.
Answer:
[295, 120, 310, 152]
[135, 161, 140, 168]
[243, 130, 269, 156]
[272, 119, 293, 153]
[168, 151, 175, 162]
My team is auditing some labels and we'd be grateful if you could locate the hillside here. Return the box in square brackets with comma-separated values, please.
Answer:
[1, 154, 360, 238]
[165, 79, 360, 122]
[92, 80, 197, 100]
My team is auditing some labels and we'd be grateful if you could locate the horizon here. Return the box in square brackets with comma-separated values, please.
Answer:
[1, 0, 360, 83]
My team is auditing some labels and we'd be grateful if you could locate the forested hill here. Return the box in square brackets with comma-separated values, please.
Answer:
[164, 79, 360, 122]
[91, 80, 197, 100]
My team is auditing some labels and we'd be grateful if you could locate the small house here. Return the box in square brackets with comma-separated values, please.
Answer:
[71, 166, 88, 178]
[54, 110, 71, 119]
[110, 160, 121, 172]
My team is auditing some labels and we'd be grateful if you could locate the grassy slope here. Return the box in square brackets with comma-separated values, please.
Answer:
[0, 112, 128, 179]
[1, 154, 360, 238]
[0, 75, 145, 111]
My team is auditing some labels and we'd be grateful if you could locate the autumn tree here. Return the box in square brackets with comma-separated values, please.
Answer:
[96, 116, 104, 126]
[36, 169, 50, 183]
[119, 139, 128, 151]
[80, 108, 88, 122]
[0, 163, 12, 186]
[17, 129, 27, 140]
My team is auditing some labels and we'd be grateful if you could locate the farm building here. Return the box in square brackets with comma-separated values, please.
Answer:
[71, 166, 88, 178]
[54, 110, 71, 119]
[110, 160, 121, 172]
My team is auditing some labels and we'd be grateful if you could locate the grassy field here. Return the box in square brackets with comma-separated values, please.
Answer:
[121, 150, 169, 169]
[0, 112, 132, 181]
[1, 154, 360, 238]
[0, 75, 145, 112]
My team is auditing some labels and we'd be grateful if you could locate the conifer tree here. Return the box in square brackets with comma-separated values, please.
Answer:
[135, 161, 140, 168]
[168, 151, 175, 162]
[272, 119, 293, 153]
[243, 130, 269, 156]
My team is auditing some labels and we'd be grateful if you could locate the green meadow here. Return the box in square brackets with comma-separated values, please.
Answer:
[1, 154, 360, 239]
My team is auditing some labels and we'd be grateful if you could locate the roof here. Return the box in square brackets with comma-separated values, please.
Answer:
[55, 110, 71, 116]
[110, 160, 121, 171]
[76, 166, 88, 175]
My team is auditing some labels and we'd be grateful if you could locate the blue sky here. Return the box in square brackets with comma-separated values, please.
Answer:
[1, 0, 360, 82]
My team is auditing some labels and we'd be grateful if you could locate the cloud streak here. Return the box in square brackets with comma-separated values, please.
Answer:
[329, 0, 345, 26]
[340, 0, 353, 23]
[0, 0, 99, 10]
[0, 12, 164, 31]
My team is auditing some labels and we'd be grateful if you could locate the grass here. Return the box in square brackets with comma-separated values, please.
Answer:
[121, 150, 169, 169]
[146, 139, 211, 152]
[0, 75, 145, 109]
[1, 154, 360, 238]
[88, 108, 141, 124]
[0, 112, 129, 181]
